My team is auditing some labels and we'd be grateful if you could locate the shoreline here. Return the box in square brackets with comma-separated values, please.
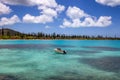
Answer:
[0, 39, 120, 40]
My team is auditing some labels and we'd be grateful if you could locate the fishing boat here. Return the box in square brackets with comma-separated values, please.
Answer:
[54, 48, 67, 54]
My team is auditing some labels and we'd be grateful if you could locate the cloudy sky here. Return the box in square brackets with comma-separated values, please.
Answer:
[0, 0, 120, 36]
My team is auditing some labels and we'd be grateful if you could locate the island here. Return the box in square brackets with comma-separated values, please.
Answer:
[0, 28, 120, 40]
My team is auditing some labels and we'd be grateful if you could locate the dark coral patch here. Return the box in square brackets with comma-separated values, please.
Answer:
[0, 75, 18, 80]
[81, 57, 120, 73]
[68, 50, 101, 55]
[45, 71, 120, 80]
[0, 44, 74, 50]
[82, 46, 120, 51]
[45, 75, 119, 80]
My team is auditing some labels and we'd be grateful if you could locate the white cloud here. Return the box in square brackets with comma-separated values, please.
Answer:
[0, 2, 11, 15]
[0, 0, 61, 8]
[0, 0, 34, 6]
[22, 0, 65, 24]
[95, 0, 120, 7]
[56, 5, 65, 13]
[95, 16, 112, 26]
[41, 8, 57, 17]
[0, 0, 58, 7]
[0, 15, 20, 26]
[66, 6, 89, 19]
[31, 0, 57, 8]
[60, 6, 112, 28]
[23, 14, 53, 24]
[0, 0, 65, 24]
[0, 0, 59, 8]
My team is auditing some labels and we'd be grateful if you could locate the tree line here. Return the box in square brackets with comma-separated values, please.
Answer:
[1, 32, 120, 40]
[0, 28, 120, 40]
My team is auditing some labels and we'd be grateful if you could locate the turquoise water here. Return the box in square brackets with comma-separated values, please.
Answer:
[0, 40, 120, 80]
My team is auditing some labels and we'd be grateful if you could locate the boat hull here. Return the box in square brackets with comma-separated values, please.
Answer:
[54, 49, 66, 54]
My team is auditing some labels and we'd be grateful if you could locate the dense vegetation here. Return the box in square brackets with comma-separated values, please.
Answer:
[0, 28, 120, 40]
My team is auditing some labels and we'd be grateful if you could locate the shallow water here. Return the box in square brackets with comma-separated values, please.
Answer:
[0, 40, 120, 80]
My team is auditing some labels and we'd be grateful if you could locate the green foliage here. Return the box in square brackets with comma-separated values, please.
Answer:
[0, 28, 120, 40]
[2, 36, 10, 39]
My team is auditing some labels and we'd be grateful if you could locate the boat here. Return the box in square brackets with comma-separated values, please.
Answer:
[54, 48, 67, 54]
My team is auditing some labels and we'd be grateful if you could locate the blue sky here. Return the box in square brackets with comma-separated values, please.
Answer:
[0, 0, 120, 37]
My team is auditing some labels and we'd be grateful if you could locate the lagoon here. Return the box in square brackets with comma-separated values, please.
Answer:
[0, 40, 120, 80]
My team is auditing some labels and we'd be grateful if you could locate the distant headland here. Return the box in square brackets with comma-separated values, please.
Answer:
[0, 28, 120, 40]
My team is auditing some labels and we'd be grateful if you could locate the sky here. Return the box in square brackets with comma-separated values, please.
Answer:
[0, 0, 120, 37]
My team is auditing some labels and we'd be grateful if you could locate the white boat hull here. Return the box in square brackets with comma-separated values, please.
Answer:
[54, 48, 66, 54]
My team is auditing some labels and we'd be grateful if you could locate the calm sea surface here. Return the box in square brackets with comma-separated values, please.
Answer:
[0, 40, 120, 80]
